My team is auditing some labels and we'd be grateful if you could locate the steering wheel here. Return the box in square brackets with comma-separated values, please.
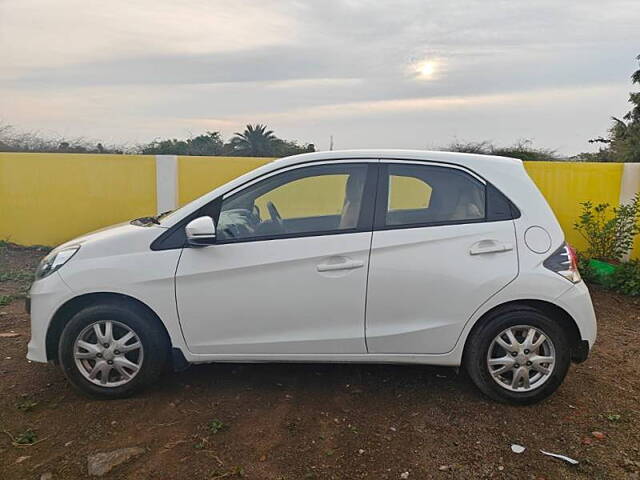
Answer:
[266, 201, 284, 230]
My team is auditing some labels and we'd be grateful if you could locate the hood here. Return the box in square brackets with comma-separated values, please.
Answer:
[56, 222, 168, 256]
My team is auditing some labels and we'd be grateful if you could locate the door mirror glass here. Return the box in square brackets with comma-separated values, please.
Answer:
[185, 216, 216, 246]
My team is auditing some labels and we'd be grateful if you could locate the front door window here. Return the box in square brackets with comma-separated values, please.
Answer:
[216, 163, 370, 242]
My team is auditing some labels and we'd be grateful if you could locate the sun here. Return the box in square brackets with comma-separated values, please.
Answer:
[415, 60, 438, 79]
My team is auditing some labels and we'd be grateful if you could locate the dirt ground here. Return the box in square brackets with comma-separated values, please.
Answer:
[1, 244, 640, 480]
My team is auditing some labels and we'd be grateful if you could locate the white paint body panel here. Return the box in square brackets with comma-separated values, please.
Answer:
[27, 149, 597, 370]
[27, 223, 188, 362]
[176, 233, 371, 354]
[366, 221, 518, 354]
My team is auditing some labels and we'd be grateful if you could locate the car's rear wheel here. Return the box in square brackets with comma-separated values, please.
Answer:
[464, 307, 571, 405]
[58, 303, 169, 399]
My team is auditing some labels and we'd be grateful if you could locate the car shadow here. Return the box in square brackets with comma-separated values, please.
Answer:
[149, 361, 482, 403]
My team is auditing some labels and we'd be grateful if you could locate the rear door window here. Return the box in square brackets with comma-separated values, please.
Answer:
[377, 163, 486, 228]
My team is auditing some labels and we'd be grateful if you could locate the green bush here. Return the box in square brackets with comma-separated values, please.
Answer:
[604, 260, 640, 296]
[573, 193, 640, 262]
[576, 253, 598, 284]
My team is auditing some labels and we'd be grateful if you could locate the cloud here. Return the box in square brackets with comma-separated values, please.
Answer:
[0, 0, 298, 76]
[1, 0, 639, 154]
[181, 83, 628, 129]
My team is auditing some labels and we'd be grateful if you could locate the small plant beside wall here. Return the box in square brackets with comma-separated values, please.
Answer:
[605, 260, 640, 296]
[573, 193, 640, 293]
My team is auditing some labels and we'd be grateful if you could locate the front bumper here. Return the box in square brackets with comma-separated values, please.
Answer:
[26, 272, 73, 363]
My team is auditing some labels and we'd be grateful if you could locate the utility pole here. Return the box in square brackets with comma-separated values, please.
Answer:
[329, 135, 334, 151]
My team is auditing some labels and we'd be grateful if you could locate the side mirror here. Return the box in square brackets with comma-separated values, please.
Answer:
[185, 216, 216, 246]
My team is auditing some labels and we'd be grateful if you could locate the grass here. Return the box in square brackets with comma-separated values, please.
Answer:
[0, 270, 33, 283]
[16, 398, 38, 413]
[0, 295, 15, 306]
[14, 429, 37, 445]
[2, 428, 41, 446]
[0, 243, 36, 302]
[208, 419, 228, 434]
[210, 466, 244, 479]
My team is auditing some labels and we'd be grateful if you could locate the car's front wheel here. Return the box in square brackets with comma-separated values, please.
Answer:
[58, 303, 169, 399]
[464, 307, 571, 405]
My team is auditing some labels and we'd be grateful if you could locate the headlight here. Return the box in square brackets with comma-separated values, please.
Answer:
[35, 245, 80, 280]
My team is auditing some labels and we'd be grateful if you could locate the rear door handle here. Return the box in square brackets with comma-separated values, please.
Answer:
[317, 260, 364, 272]
[469, 240, 513, 255]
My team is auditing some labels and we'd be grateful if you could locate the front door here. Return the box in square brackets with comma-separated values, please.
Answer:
[176, 161, 377, 355]
[366, 161, 519, 354]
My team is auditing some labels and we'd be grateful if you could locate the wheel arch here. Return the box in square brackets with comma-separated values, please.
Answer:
[463, 299, 585, 363]
[45, 292, 172, 363]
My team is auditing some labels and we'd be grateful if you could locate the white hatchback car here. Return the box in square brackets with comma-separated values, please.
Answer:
[27, 150, 596, 404]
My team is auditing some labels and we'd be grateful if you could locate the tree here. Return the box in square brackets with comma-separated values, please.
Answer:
[0, 122, 124, 153]
[0, 121, 315, 157]
[229, 124, 276, 157]
[444, 138, 559, 161]
[271, 138, 315, 157]
[141, 131, 223, 156]
[188, 132, 224, 156]
[584, 54, 640, 162]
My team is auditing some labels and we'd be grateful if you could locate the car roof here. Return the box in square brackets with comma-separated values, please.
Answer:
[272, 149, 523, 170]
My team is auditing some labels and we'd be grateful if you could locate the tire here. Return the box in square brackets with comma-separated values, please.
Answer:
[464, 306, 571, 405]
[58, 302, 169, 399]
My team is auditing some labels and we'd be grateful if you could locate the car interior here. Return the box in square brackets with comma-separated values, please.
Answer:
[385, 167, 485, 226]
[214, 163, 487, 241]
[216, 168, 367, 241]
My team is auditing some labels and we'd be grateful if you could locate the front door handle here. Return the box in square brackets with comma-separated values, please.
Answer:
[469, 240, 513, 255]
[317, 259, 364, 272]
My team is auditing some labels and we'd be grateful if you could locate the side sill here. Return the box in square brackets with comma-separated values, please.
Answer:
[181, 353, 461, 367]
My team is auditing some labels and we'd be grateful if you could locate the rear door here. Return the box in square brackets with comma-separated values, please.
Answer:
[366, 161, 518, 354]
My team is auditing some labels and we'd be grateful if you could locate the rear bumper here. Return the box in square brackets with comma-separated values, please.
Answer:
[555, 280, 597, 350]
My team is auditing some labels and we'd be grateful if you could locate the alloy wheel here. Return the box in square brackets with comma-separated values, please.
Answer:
[73, 320, 144, 387]
[486, 325, 556, 392]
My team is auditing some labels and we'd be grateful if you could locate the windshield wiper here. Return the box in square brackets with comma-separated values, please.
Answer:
[155, 210, 174, 220]
[131, 216, 160, 226]
[131, 210, 174, 226]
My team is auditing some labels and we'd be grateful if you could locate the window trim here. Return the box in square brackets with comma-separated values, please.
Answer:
[374, 161, 509, 231]
[150, 157, 520, 250]
[381, 159, 487, 184]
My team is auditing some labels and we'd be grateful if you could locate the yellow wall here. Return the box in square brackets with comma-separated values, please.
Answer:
[178, 156, 273, 205]
[254, 175, 349, 218]
[389, 175, 432, 210]
[0, 152, 637, 259]
[0, 152, 156, 246]
[523, 162, 625, 254]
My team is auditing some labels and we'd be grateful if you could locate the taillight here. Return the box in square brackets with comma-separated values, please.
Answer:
[543, 242, 581, 283]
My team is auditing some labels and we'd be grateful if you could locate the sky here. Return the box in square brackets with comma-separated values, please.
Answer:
[1, 0, 639, 154]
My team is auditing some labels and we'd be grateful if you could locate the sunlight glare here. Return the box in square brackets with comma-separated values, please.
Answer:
[416, 60, 437, 79]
